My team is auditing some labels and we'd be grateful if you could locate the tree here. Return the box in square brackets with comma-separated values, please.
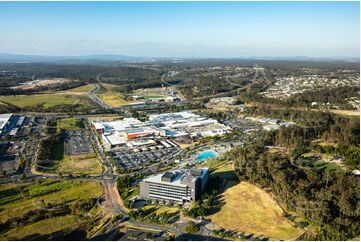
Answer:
[145, 232, 153, 240]
[1, 170, 6, 177]
[184, 221, 199, 234]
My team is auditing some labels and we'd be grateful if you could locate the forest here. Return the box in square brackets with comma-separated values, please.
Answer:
[232, 143, 359, 240]
[225, 107, 360, 240]
[0, 63, 163, 95]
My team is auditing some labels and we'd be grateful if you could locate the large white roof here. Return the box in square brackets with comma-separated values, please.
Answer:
[102, 132, 127, 146]
[143, 168, 209, 187]
[144, 171, 187, 187]
[0, 113, 12, 130]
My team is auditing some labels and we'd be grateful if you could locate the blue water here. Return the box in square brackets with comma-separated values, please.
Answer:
[196, 149, 218, 162]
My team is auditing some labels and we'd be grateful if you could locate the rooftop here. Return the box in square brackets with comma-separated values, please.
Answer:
[0, 113, 12, 130]
[143, 168, 209, 187]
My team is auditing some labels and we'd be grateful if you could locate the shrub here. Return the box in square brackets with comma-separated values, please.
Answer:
[184, 221, 199, 234]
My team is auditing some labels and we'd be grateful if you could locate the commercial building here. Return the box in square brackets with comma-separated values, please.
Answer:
[140, 168, 209, 204]
[149, 111, 231, 138]
[0, 113, 13, 134]
[208, 97, 238, 105]
[92, 118, 166, 149]
[92, 111, 231, 150]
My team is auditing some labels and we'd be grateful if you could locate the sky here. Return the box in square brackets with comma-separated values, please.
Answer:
[0, 1, 359, 58]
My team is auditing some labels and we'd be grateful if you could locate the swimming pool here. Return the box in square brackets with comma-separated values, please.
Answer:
[196, 149, 218, 162]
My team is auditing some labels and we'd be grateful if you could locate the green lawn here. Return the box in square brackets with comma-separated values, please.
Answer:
[210, 163, 238, 187]
[57, 117, 85, 131]
[67, 84, 95, 93]
[142, 204, 180, 216]
[1, 215, 79, 240]
[0, 180, 104, 240]
[0, 179, 104, 221]
[0, 94, 79, 108]
[50, 141, 64, 161]
[196, 157, 227, 171]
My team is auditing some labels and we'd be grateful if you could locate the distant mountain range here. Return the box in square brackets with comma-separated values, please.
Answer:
[0, 53, 358, 64]
[0, 53, 149, 64]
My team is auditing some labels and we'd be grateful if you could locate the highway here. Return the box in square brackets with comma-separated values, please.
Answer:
[88, 84, 114, 110]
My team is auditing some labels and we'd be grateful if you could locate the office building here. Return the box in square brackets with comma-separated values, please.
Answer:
[140, 168, 209, 204]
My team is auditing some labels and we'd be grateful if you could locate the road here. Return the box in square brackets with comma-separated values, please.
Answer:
[88, 84, 113, 110]
[0, 68, 257, 239]
[0, 110, 214, 241]
[192, 64, 267, 101]
[160, 73, 186, 101]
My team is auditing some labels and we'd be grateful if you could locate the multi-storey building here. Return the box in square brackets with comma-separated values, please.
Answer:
[139, 168, 209, 204]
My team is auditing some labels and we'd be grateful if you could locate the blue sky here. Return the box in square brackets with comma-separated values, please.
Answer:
[0, 1, 359, 57]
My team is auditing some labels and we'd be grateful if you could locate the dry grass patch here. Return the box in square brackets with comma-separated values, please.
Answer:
[210, 182, 304, 240]
[98, 93, 130, 107]
[96, 84, 132, 107]
[67, 84, 95, 93]
[59, 153, 103, 176]
[328, 109, 360, 117]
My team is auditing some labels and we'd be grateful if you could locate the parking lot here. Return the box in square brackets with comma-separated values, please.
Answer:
[64, 130, 93, 155]
[0, 140, 26, 175]
[111, 141, 179, 171]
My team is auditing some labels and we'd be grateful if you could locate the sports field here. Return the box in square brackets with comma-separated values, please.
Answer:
[210, 182, 304, 240]
[0, 180, 104, 240]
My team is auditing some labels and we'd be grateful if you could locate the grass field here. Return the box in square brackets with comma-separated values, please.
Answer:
[57, 117, 85, 130]
[301, 152, 344, 172]
[98, 92, 130, 107]
[196, 154, 229, 171]
[142, 204, 180, 216]
[58, 153, 103, 176]
[210, 182, 304, 240]
[0, 179, 103, 221]
[88, 115, 124, 122]
[67, 84, 95, 93]
[1, 215, 79, 240]
[96, 84, 132, 107]
[50, 141, 64, 161]
[328, 109, 360, 117]
[211, 163, 238, 181]
[0, 179, 104, 240]
[142, 94, 167, 99]
[0, 94, 81, 108]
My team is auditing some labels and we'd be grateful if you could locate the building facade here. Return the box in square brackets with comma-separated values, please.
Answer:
[139, 168, 209, 204]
